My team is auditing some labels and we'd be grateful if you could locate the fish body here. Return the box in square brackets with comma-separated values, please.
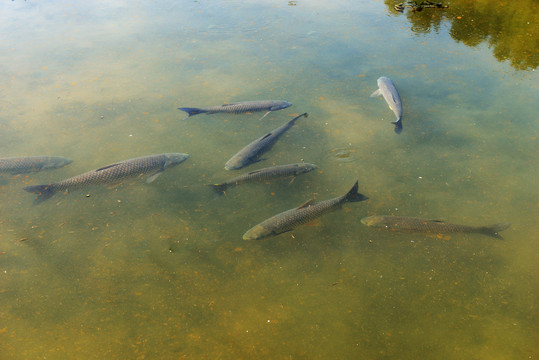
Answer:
[23, 153, 189, 203]
[243, 181, 368, 240]
[0, 156, 72, 174]
[370, 76, 403, 134]
[361, 215, 510, 239]
[178, 100, 292, 118]
[225, 113, 307, 170]
[209, 162, 317, 193]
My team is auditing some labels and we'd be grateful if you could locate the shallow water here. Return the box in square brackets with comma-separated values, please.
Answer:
[0, 1, 537, 359]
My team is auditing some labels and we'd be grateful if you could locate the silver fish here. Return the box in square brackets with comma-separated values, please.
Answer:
[225, 113, 307, 170]
[23, 153, 189, 203]
[370, 76, 403, 134]
[361, 215, 510, 239]
[209, 162, 317, 194]
[0, 156, 72, 174]
[243, 180, 368, 240]
[178, 100, 292, 119]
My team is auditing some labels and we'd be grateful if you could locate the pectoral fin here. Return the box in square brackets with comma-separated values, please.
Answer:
[370, 89, 382, 97]
[146, 170, 164, 183]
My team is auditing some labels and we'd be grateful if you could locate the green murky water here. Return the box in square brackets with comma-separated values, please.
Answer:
[0, 1, 537, 359]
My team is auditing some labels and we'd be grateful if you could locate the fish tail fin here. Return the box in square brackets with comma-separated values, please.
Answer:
[208, 183, 228, 195]
[344, 180, 368, 203]
[481, 222, 510, 239]
[392, 118, 403, 134]
[290, 112, 308, 124]
[23, 184, 56, 204]
[178, 107, 206, 118]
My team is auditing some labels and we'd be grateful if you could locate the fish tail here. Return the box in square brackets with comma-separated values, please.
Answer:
[480, 222, 510, 239]
[208, 183, 228, 194]
[392, 118, 403, 134]
[291, 112, 308, 123]
[344, 180, 368, 203]
[177, 107, 207, 117]
[23, 184, 56, 204]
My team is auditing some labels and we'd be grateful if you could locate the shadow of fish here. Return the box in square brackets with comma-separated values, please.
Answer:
[23, 153, 189, 204]
[209, 162, 317, 194]
[243, 180, 368, 240]
[361, 215, 510, 239]
[178, 100, 292, 119]
[0, 156, 72, 174]
[370, 77, 403, 134]
[225, 113, 307, 170]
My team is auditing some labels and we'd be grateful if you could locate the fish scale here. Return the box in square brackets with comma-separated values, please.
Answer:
[361, 215, 510, 239]
[243, 181, 368, 240]
[178, 100, 292, 118]
[0, 156, 72, 174]
[23, 153, 189, 204]
[209, 163, 317, 193]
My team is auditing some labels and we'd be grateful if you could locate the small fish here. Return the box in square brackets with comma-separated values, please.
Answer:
[23, 153, 189, 204]
[178, 100, 292, 120]
[0, 156, 72, 174]
[225, 113, 307, 170]
[209, 162, 317, 194]
[360, 215, 510, 239]
[370, 76, 403, 134]
[243, 180, 368, 240]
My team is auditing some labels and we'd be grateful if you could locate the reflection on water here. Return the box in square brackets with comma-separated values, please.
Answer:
[0, 0, 537, 359]
[384, 0, 539, 70]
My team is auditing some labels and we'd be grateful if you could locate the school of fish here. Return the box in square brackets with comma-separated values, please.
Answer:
[7, 86, 509, 242]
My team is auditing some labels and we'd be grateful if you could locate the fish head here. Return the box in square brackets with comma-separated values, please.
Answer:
[243, 225, 272, 240]
[224, 158, 243, 171]
[43, 157, 73, 169]
[360, 216, 387, 228]
[164, 153, 190, 167]
[296, 163, 317, 174]
[270, 101, 292, 111]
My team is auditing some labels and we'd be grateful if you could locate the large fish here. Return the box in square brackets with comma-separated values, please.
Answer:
[225, 113, 307, 170]
[178, 100, 292, 119]
[370, 76, 403, 134]
[209, 162, 317, 194]
[0, 156, 72, 174]
[361, 215, 510, 239]
[243, 180, 368, 240]
[23, 153, 189, 204]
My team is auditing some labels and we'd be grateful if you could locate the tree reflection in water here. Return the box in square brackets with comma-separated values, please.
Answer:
[384, 0, 539, 70]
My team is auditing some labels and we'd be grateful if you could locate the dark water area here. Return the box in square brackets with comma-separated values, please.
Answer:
[0, 1, 537, 359]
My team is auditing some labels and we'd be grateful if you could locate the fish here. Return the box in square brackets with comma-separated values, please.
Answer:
[178, 100, 292, 120]
[209, 162, 317, 194]
[370, 76, 403, 134]
[23, 153, 189, 204]
[225, 113, 307, 170]
[243, 180, 368, 240]
[0, 156, 72, 174]
[360, 215, 510, 239]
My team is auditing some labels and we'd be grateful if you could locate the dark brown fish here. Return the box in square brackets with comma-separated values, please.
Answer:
[361, 215, 510, 239]
[23, 153, 189, 204]
[243, 181, 368, 240]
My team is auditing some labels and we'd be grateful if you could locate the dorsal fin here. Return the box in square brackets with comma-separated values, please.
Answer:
[246, 169, 264, 175]
[95, 163, 121, 172]
[296, 199, 314, 209]
[258, 133, 272, 141]
[431, 219, 446, 223]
